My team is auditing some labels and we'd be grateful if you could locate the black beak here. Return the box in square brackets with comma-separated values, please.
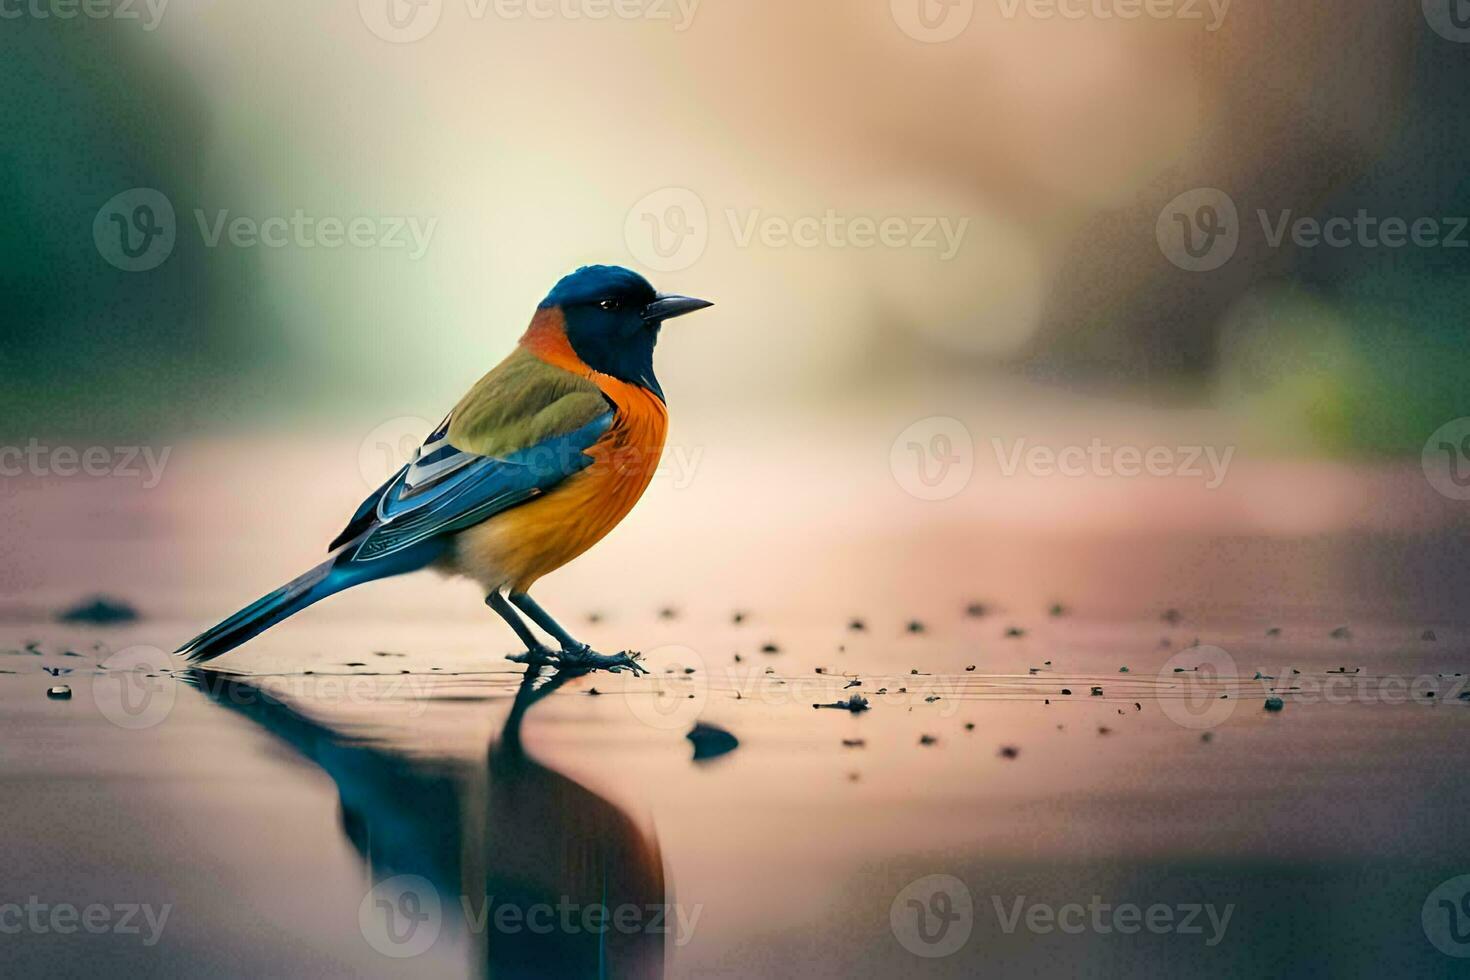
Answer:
[643, 294, 713, 323]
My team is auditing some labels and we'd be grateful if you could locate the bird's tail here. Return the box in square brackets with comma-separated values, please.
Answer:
[177, 548, 356, 664]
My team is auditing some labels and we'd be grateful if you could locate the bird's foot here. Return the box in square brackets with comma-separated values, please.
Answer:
[554, 645, 649, 677]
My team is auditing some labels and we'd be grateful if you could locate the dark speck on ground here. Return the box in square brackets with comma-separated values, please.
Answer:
[998, 745, 1019, 758]
[814, 694, 869, 712]
[1005, 627, 1026, 638]
[57, 597, 139, 625]
[761, 643, 780, 654]
[919, 734, 937, 746]
[966, 602, 987, 618]
[687, 722, 739, 761]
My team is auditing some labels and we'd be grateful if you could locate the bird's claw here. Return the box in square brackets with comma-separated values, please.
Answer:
[555, 647, 649, 677]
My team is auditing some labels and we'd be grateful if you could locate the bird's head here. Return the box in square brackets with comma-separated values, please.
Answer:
[537, 265, 712, 401]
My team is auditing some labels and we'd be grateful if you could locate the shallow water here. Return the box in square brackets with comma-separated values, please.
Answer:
[3, 440, 1470, 977]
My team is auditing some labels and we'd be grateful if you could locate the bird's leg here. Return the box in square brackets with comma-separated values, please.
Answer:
[509, 592, 648, 676]
[486, 591, 556, 666]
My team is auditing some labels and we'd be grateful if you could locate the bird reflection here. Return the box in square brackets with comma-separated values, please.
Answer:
[186, 666, 665, 979]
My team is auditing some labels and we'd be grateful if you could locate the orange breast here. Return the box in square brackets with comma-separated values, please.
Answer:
[455, 309, 670, 592]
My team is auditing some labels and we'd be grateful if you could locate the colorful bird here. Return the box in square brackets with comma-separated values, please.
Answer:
[178, 265, 712, 674]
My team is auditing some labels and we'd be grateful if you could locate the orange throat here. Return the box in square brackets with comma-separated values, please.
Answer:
[454, 309, 670, 592]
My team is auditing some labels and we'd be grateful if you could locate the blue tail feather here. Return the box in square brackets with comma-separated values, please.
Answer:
[176, 534, 448, 664]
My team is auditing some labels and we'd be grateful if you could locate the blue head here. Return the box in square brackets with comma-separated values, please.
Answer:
[540, 265, 712, 402]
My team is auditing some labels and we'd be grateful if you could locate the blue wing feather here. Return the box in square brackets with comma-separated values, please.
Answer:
[350, 411, 614, 563]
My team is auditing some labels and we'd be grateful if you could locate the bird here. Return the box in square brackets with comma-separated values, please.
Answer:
[177, 265, 713, 675]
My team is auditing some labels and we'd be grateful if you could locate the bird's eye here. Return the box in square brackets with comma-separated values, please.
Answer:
[598, 298, 620, 311]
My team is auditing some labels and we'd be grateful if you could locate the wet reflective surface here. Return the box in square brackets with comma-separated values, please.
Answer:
[3, 444, 1470, 976]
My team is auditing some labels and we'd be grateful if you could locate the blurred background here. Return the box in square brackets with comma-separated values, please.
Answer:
[4, 0, 1468, 452]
